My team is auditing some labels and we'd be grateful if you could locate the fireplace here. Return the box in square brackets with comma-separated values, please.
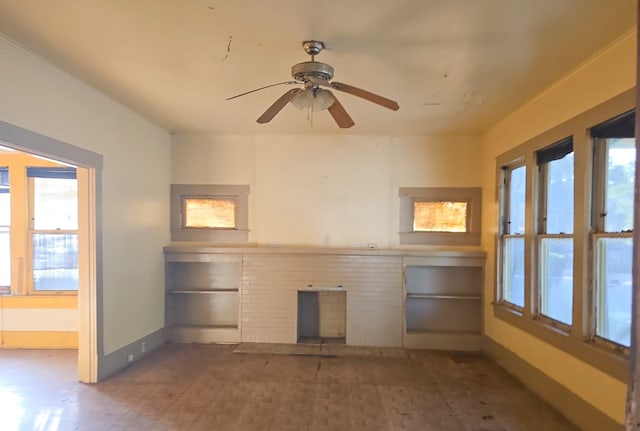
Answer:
[297, 289, 346, 344]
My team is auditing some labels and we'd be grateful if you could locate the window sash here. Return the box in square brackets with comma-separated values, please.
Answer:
[412, 200, 469, 233]
[30, 232, 78, 292]
[0, 166, 8, 193]
[592, 232, 632, 349]
[500, 234, 525, 308]
[538, 234, 573, 327]
[26, 166, 76, 179]
[28, 174, 78, 294]
[502, 165, 526, 235]
[597, 138, 635, 233]
[0, 227, 9, 290]
[182, 196, 237, 230]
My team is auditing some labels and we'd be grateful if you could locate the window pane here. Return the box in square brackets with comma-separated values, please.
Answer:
[509, 166, 526, 234]
[546, 152, 574, 234]
[540, 238, 573, 324]
[0, 227, 9, 288]
[0, 174, 10, 289]
[595, 237, 632, 347]
[0, 188, 9, 226]
[413, 201, 467, 232]
[33, 177, 78, 230]
[184, 198, 236, 228]
[32, 234, 78, 291]
[605, 138, 635, 232]
[502, 236, 524, 307]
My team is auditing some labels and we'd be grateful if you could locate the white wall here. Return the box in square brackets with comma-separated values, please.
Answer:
[171, 134, 482, 247]
[480, 29, 636, 424]
[0, 35, 171, 355]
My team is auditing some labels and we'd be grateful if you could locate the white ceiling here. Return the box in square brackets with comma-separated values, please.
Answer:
[0, 0, 635, 135]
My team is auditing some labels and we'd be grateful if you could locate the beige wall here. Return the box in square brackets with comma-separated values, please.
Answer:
[480, 29, 636, 424]
[0, 35, 171, 355]
[171, 134, 482, 247]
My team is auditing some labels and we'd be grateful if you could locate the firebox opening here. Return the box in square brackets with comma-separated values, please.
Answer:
[297, 290, 346, 344]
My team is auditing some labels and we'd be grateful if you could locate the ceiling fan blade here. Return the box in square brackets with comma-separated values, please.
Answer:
[226, 81, 298, 100]
[326, 93, 355, 128]
[256, 88, 303, 123]
[331, 81, 399, 111]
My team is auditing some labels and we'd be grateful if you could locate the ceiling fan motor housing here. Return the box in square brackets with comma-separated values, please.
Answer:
[291, 61, 334, 82]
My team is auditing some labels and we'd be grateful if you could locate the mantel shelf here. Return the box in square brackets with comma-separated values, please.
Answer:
[406, 293, 481, 301]
[169, 289, 239, 294]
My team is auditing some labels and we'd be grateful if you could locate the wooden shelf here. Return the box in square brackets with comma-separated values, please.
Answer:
[172, 324, 239, 330]
[166, 253, 242, 341]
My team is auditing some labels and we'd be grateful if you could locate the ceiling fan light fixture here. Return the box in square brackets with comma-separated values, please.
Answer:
[291, 88, 335, 111]
[227, 40, 398, 128]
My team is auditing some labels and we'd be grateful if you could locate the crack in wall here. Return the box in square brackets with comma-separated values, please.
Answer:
[222, 35, 232, 62]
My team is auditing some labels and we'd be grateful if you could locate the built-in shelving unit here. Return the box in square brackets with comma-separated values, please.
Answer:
[163, 246, 485, 349]
[165, 253, 242, 343]
[403, 255, 484, 351]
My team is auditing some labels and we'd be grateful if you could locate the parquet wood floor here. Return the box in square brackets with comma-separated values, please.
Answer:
[0, 343, 579, 431]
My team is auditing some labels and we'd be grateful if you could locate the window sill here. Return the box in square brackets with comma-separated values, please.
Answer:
[0, 295, 77, 309]
[399, 231, 480, 246]
[493, 303, 628, 382]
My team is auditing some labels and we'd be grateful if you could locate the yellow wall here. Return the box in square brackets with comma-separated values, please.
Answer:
[172, 134, 483, 248]
[0, 152, 78, 348]
[480, 29, 636, 424]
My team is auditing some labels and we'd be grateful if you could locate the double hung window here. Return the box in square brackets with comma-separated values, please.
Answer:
[499, 163, 526, 307]
[591, 111, 635, 347]
[536, 138, 574, 326]
[28, 167, 78, 292]
[494, 89, 636, 379]
[0, 167, 9, 293]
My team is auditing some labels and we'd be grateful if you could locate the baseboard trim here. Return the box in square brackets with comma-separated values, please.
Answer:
[97, 328, 166, 381]
[483, 336, 623, 431]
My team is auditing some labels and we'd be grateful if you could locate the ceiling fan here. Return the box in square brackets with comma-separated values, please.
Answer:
[227, 40, 399, 128]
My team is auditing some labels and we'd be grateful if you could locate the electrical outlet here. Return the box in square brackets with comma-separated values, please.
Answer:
[141, 342, 146, 353]
[127, 354, 134, 362]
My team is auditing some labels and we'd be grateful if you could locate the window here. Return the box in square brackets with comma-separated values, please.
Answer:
[493, 88, 636, 381]
[399, 187, 482, 246]
[536, 137, 574, 326]
[499, 163, 526, 307]
[28, 167, 78, 292]
[413, 201, 467, 232]
[183, 198, 236, 228]
[0, 166, 9, 294]
[591, 111, 635, 347]
[170, 184, 249, 242]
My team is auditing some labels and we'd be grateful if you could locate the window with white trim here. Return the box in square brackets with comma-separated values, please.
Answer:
[493, 89, 635, 381]
[499, 162, 526, 308]
[399, 187, 481, 246]
[536, 137, 574, 326]
[28, 167, 78, 292]
[170, 184, 249, 242]
[0, 166, 10, 294]
[591, 111, 635, 348]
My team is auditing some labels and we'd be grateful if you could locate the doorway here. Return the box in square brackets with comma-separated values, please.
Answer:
[0, 120, 100, 383]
